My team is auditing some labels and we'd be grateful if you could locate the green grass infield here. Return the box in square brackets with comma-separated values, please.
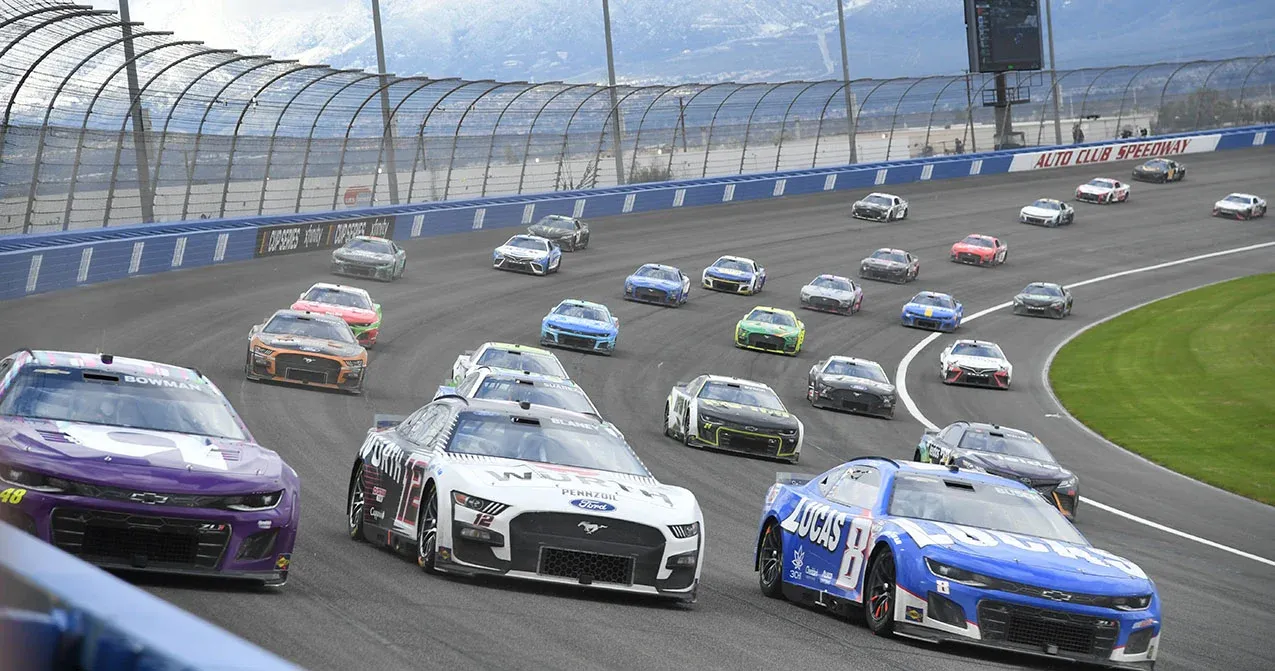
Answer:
[1050, 273, 1275, 505]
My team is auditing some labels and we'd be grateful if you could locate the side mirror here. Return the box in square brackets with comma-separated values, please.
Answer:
[249, 324, 262, 336]
[299, 292, 306, 300]
[612, 316, 620, 325]
[373, 303, 381, 311]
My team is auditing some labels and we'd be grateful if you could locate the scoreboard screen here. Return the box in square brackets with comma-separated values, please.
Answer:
[964, 0, 1044, 73]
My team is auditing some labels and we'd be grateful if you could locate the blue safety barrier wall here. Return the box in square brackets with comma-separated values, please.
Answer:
[0, 522, 298, 671]
[2, 124, 1271, 302]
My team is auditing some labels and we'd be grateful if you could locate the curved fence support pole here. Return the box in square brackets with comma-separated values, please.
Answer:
[836, 78, 897, 165]
[1155, 60, 1209, 133]
[1236, 56, 1274, 110]
[1033, 68, 1089, 145]
[625, 86, 680, 180]
[516, 83, 592, 195]
[772, 81, 825, 172]
[1110, 64, 1156, 142]
[810, 84, 847, 169]
[293, 73, 380, 213]
[405, 80, 475, 202]
[738, 82, 789, 175]
[481, 83, 552, 197]
[329, 77, 424, 211]
[921, 76, 964, 155]
[885, 77, 934, 161]
[700, 84, 748, 178]
[1191, 60, 1234, 131]
[442, 82, 509, 201]
[369, 78, 452, 206]
[587, 86, 658, 187]
[664, 84, 721, 179]
[551, 87, 612, 192]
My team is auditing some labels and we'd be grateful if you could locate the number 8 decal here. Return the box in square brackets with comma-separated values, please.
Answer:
[835, 517, 873, 594]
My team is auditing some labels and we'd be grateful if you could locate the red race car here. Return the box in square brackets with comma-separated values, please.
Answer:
[950, 234, 1008, 267]
[290, 282, 383, 348]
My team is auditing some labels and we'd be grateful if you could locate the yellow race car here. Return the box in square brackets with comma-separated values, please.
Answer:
[734, 306, 805, 356]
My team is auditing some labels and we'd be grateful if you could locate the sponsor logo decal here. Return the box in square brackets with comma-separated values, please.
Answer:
[370, 509, 385, 520]
[571, 498, 616, 512]
[779, 496, 847, 552]
[122, 375, 208, 392]
[257, 520, 272, 529]
[905, 606, 924, 623]
[936, 579, 950, 595]
[255, 216, 395, 258]
[488, 470, 672, 506]
[804, 566, 819, 579]
[791, 546, 805, 571]
[578, 521, 608, 535]
[819, 570, 834, 585]
[561, 488, 617, 501]
[275, 554, 291, 571]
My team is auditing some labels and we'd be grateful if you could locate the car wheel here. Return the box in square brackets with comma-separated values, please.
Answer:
[243, 351, 255, 379]
[347, 464, 366, 541]
[663, 402, 675, 438]
[758, 522, 785, 599]
[864, 546, 897, 636]
[901, 206, 908, 220]
[682, 409, 695, 447]
[912, 449, 921, 461]
[416, 484, 440, 574]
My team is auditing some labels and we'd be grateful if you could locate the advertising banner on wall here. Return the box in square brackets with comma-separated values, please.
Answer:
[1008, 134, 1223, 172]
[254, 215, 395, 257]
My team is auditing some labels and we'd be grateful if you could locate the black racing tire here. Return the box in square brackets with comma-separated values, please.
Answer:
[243, 351, 254, 378]
[663, 403, 675, 438]
[416, 484, 440, 574]
[682, 408, 695, 447]
[912, 448, 922, 461]
[758, 522, 785, 599]
[864, 546, 898, 636]
[347, 463, 366, 541]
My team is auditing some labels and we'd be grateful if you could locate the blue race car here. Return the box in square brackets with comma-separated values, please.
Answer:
[492, 234, 561, 275]
[624, 263, 691, 306]
[755, 458, 1160, 670]
[901, 291, 963, 332]
[702, 255, 766, 295]
[539, 299, 619, 355]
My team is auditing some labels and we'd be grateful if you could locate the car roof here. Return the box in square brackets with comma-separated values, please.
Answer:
[507, 234, 548, 242]
[746, 305, 796, 316]
[955, 421, 1038, 441]
[962, 233, 995, 240]
[865, 192, 897, 198]
[911, 291, 953, 300]
[825, 355, 883, 368]
[1088, 177, 1118, 182]
[305, 282, 371, 297]
[702, 374, 774, 390]
[470, 367, 578, 386]
[714, 255, 754, 264]
[1225, 192, 1258, 199]
[350, 235, 390, 243]
[1023, 281, 1062, 288]
[270, 308, 348, 324]
[811, 274, 852, 282]
[952, 339, 1001, 347]
[1031, 197, 1062, 203]
[840, 456, 1036, 490]
[636, 262, 680, 272]
[479, 341, 555, 355]
[555, 298, 608, 310]
[435, 395, 607, 425]
[24, 350, 206, 382]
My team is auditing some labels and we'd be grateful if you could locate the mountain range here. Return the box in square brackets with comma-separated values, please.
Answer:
[91, 0, 1275, 83]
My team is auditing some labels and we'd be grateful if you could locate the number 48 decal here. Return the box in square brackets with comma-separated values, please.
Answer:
[835, 517, 873, 593]
[1, 487, 27, 504]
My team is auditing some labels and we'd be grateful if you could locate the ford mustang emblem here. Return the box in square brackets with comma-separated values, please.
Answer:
[1020, 477, 1032, 485]
[1041, 589, 1073, 602]
[577, 521, 608, 535]
[129, 492, 169, 505]
[744, 426, 758, 432]
[303, 357, 316, 363]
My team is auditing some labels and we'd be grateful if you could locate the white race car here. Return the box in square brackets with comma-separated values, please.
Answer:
[664, 374, 803, 463]
[492, 234, 561, 275]
[1019, 198, 1075, 227]
[701, 255, 766, 295]
[939, 339, 1013, 390]
[1074, 177, 1130, 204]
[1212, 192, 1267, 220]
[449, 342, 569, 385]
[851, 192, 909, 222]
[799, 274, 863, 315]
[347, 398, 704, 602]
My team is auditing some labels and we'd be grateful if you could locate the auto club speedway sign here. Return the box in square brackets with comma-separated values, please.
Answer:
[1008, 133, 1222, 172]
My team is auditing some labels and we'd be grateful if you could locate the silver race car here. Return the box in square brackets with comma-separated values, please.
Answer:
[799, 274, 863, 315]
[852, 192, 909, 222]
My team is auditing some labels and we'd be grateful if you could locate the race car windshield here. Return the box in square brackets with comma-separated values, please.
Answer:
[960, 236, 994, 248]
[888, 474, 1085, 544]
[1087, 179, 1115, 188]
[713, 259, 752, 272]
[634, 266, 679, 282]
[475, 348, 568, 378]
[446, 412, 649, 476]
[533, 217, 574, 231]
[262, 313, 355, 343]
[958, 431, 1055, 462]
[473, 379, 597, 416]
[863, 195, 892, 206]
[1023, 283, 1063, 297]
[1144, 159, 1169, 169]
[302, 287, 373, 310]
[810, 276, 854, 291]
[824, 360, 888, 382]
[951, 343, 1003, 359]
[344, 239, 392, 254]
[263, 314, 355, 343]
[698, 381, 785, 411]
[870, 250, 908, 263]
[745, 309, 796, 326]
[1031, 199, 1060, 210]
[507, 237, 549, 251]
[0, 367, 248, 441]
[553, 304, 609, 322]
[911, 294, 954, 308]
[1223, 195, 1251, 204]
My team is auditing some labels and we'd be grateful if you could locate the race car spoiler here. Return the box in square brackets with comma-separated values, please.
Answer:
[775, 472, 818, 486]
[373, 414, 407, 431]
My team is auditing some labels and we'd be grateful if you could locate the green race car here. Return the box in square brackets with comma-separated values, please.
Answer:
[734, 306, 805, 356]
[291, 283, 382, 348]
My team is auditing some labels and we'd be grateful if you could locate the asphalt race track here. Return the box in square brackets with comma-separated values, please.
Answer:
[3, 147, 1273, 671]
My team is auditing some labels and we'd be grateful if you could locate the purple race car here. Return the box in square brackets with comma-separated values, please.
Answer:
[0, 350, 299, 586]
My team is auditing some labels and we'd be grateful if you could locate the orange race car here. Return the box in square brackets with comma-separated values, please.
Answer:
[245, 309, 368, 393]
[950, 233, 1008, 267]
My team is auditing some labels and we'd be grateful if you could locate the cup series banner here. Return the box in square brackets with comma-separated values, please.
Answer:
[1007, 134, 1223, 172]
[254, 215, 395, 258]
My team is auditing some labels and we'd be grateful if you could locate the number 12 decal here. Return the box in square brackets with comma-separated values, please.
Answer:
[835, 517, 873, 594]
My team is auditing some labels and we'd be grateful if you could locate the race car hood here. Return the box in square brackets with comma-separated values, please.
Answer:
[951, 243, 994, 255]
[945, 355, 1008, 370]
[627, 275, 681, 291]
[0, 417, 288, 493]
[290, 301, 378, 326]
[1077, 184, 1115, 194]
[956, 451, 1068, 481]
[1020, 205, 1062, 218]
[496, 244, 550, 259]
[904, 303, 957, 318]
[704, 266, 755, 281]
[801, 285, 854, 300]
[1016, 292, 1065, 307]
[526, 225, 573, 240]
[1133, 164, 1165, 174]
[1214, 199, 1248, 210]
[447, 458, 697, 517]
[737, 320, 800, 337]
[890, 518, 1152, 589]
[816, 374, 894, 395]
[543, 314, 615, 336]
[333, 248, 393, 264]
[697, 399, 798, 430]
[863, 257, 905, 268]
[254, 333, 363, 357]
[855, 201, 889, 210]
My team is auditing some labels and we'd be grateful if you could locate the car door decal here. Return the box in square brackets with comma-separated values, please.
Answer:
[834, 516, 874, 597]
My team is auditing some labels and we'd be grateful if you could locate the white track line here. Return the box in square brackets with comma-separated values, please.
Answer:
[895, 240, 1275, 567]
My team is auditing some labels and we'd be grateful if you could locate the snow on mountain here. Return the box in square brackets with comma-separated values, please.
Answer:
[89, 0, 1274, 83]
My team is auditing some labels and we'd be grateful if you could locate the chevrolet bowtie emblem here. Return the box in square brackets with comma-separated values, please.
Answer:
[129, 492, 169, 505]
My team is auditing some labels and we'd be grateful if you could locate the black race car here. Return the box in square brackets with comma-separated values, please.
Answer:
[1012, 281, 1073, 319]
[527, 215, 590, 251]
[915, 421, 1079, 520]
[806, 355, 896, 419]
[1131, 157, 1186, 183]
[858, 247, 919, 284]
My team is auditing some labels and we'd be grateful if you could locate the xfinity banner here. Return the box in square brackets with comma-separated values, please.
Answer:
[255, 215, 395, 257]
[1008, 134, 1222, 172]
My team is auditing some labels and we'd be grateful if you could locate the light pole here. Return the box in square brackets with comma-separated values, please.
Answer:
[371, 0, 400, 203]
[1044, 0, 1062, 145]
[117, 0, 155, 222]
[602, 0, 626, 185]
[835, 0, 858, 163]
